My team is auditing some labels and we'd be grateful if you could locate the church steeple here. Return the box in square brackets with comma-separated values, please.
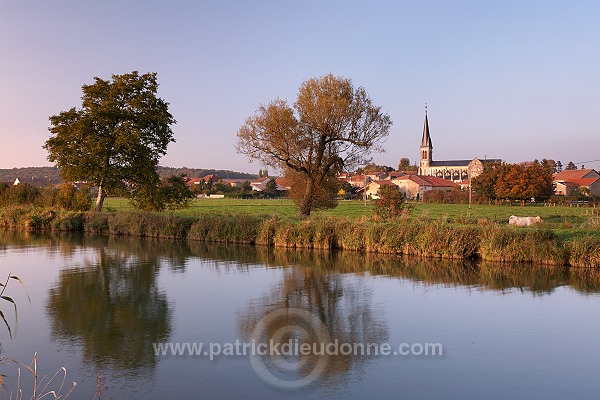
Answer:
[419, 106, 433, 175]
[421, 112, 432, 147]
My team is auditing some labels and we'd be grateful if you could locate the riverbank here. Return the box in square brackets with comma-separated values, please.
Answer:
[1, 205, 599, 267]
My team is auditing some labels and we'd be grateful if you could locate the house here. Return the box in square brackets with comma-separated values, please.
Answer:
[365, 180, 398, 199]
[347, 174, 372, 188]
[13, 178, 20, 185]
[221, 179, 244, 187]
[250, 177, 270, 191]
[391, 175, 457, 200]
[201, 174, 219, 182]
[185, 178, 206, 187]
[274, 176, 292, 191]
[553, 169, 600, 197]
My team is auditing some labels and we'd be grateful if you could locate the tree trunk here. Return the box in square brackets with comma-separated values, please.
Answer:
[95, 184, 107, 212]
[298, 179, 316, 217]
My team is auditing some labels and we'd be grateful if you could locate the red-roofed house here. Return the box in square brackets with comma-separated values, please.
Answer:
[392, 175, 457, 200]
[275, 176, 292, 191]
[348, 174, 372, 188]
[185, 178, 205, 187]
[553, 169, 600, 196]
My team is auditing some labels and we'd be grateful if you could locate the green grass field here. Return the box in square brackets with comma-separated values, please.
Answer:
[103, 197, 600, 239]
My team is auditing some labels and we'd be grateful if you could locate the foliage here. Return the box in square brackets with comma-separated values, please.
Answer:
[373, 184, 408, 218]
[0, 183, 40, 206]
[44, 71, 176, 212]
[565, 161, 577, 170]
[356, 163, 394, 174]
[285, 169, 339, 211]
[471, 162, 502, 201]
[56, 183, 92, 211]
[473, 162, 554, 202]
[264, 178, 279, 197]
[156, 166, 255, 180]
[129, 175, 194, 212]
[397, 157, 418, 172]
[0, 183, 91, 211]
[237, 74, 392, 216]
[422, 186, 477, 204]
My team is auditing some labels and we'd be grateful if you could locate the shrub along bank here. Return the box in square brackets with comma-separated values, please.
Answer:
[0, 206, 598, 268]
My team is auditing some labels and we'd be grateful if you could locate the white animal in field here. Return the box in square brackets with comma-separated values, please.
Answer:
[509, 215, 542, 227]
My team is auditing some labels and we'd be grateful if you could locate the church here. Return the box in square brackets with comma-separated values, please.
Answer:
[418, 112, 501, 182]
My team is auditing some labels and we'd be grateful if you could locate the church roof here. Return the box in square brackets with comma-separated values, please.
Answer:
[429, 158, 502, 168]
[421, 113, 432, 147]
[430, 160, 472, 167]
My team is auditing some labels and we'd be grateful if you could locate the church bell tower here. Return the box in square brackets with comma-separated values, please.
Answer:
[419, 109, 433, 175]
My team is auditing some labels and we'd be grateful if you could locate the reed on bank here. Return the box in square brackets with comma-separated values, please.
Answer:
[1, 205, 598, 268]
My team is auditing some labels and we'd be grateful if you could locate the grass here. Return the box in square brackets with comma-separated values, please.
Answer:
[104, 197, 600, 239]
[2, 199, 599, 268]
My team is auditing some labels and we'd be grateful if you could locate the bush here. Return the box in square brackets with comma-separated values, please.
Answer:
[373, 185, 409, 219]
[0, 183, 40, 206]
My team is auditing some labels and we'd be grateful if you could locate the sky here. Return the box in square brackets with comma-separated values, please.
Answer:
[1, 0, 599, 173]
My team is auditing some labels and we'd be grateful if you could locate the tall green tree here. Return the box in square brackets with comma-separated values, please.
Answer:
[236, 74, 391, 216]
[44, 71, 176, 212]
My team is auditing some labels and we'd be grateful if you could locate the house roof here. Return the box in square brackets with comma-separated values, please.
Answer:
[186, 178, 205, 185]
[275, 176, 293, 189]
[566, 178, 600, 188]
[372, 179, 395, 186]
[554, 169, 599, 181]
[202, 174, 219, 181]
[387, 171, 405, 179]
[555, 181, 580, 188]
[395, 175, 457, 187]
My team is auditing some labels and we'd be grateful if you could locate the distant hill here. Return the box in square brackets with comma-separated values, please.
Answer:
[0, 166, 256, 187]
[156, 167, 256, 180]
[0, 167, 61, 186]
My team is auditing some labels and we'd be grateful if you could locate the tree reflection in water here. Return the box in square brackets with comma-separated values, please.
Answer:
[47, 241, 173, 374]
[239, 262, 389, 388]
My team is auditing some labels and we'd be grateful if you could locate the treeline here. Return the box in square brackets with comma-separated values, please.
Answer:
[0, 182, 92, 211]
[156, 167, 256, 180]
[472, 161, 555, 202]
[189, 177, 286, 199]
[0, 166, 256, 187]
[0, 167, 62, 186]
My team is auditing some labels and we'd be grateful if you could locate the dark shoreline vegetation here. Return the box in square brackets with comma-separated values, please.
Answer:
[1, 205, 599, 268]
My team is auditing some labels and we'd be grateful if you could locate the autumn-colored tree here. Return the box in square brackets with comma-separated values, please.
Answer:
[236, 74, 391, 216]
[471, 162, 502, 201]
[285, 169, 339, 211]
[494, 162, 554, 202]
[541, 159, 557, 174]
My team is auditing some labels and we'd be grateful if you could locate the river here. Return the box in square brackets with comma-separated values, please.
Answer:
[0, 231, 599, 399]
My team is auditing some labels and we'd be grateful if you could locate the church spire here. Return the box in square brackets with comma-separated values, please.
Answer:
[419, 105, 433, 175]
[421, 106, 432, 147]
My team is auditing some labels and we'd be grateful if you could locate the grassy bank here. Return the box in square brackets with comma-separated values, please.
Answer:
[1, 205, 599, 268]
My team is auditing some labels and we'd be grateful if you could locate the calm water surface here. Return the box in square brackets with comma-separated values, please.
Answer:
[0, 231, 599, 399]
